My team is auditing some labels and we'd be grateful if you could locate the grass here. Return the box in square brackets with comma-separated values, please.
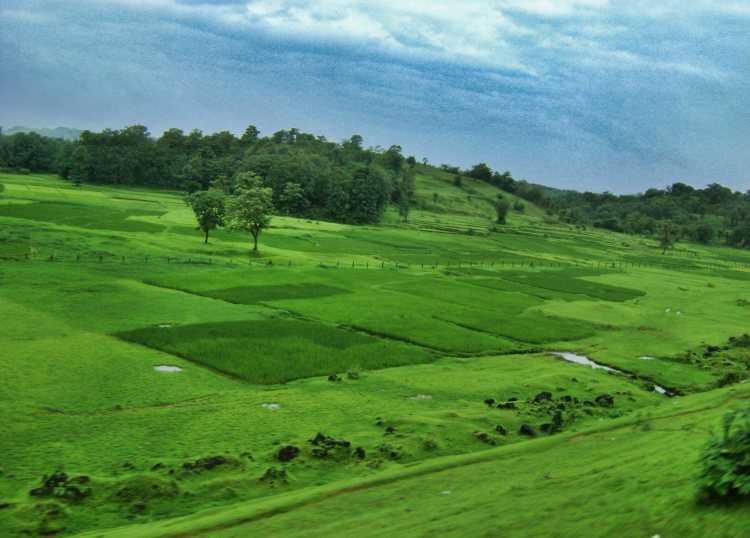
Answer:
[118, 319, 435, 384]
[2, 171, 750, 537]
[0, 200, 167, 233]
[79, 383, 750, 538]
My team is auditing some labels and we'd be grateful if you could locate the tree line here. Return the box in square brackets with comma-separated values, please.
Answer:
[0, 125, 416, 226]
[2, 126, 750, 250]
[442, 160, 750, 251]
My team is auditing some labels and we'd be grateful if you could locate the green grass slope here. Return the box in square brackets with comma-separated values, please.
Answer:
[1, 172, 750, 537]
[78, 383, 750, 538]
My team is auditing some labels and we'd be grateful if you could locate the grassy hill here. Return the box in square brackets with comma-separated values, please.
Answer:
[1, 171, 749, 537]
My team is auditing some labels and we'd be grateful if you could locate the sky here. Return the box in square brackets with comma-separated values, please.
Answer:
[1, 0, 748, 193]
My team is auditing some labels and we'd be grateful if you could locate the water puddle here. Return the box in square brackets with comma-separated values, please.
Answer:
[261, 403, 281, 410]
[549, 352, 673, 396]
[154, 365, 182, 372]
[639, 356, 656, 360]
[408, 394, 432, 401]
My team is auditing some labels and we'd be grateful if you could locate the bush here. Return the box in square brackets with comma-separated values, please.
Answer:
[696, 407, 750, 501]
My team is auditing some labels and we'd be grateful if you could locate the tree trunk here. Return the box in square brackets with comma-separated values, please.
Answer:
[252, 230, 258, 251]
[204, 229, 209, 244]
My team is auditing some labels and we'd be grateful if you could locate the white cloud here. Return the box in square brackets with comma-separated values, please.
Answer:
[95, 0, 741, 83]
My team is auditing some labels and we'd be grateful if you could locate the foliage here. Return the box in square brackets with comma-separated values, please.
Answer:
[696, 407, 750, 500]
[186, 189, 225, 243]
[658, 222, 680, 254]
[495, 198, 510, 224]
[224, 172, 274, 251]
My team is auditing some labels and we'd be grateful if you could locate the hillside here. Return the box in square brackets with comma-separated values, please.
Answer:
[1, 172, 749, 537]
[3, 126, 82, 141]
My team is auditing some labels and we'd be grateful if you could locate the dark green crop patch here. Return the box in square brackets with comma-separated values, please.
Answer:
[117, 319, 435, 384]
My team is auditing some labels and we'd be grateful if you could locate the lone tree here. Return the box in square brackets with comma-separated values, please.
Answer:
[186, 189, 225, 243]
[495, 198, 510, 224]
[225, 172, 274, 252]
[658, 222, 680, 254]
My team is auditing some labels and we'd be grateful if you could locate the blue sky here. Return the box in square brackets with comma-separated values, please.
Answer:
[1, 0, 748, 193]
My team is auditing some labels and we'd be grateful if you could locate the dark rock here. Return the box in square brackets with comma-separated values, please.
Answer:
[519, 424, 536, 437]
[484, 398, 496, 406]
[62, 486, 87, 502]
[260, 468, 288, 485]
[475, 432, 496, 445]
[534, 391, 552, 403]
[43, 471, 69, 489]
[276, 446, 300, 462]
[355, 447, 366, 459]
[327, 374, 342, 382]
[196, 456, 228, 470]
[595, 394, 615, 408]
[495, 425, 508, 435]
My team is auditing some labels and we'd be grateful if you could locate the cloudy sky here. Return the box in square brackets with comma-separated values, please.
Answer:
[1, 0, 748, 193]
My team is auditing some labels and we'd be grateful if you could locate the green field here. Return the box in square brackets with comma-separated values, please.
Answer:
[1, 171, 750, 537]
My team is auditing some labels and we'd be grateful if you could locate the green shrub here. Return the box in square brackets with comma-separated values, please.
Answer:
[696, 407, 750, 501]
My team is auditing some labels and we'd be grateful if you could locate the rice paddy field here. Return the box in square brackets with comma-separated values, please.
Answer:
[1, 170, 750, 537]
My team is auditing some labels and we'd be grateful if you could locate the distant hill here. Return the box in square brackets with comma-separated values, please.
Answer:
[2, 125, 82, 141]
[525, 182, 578, 198]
